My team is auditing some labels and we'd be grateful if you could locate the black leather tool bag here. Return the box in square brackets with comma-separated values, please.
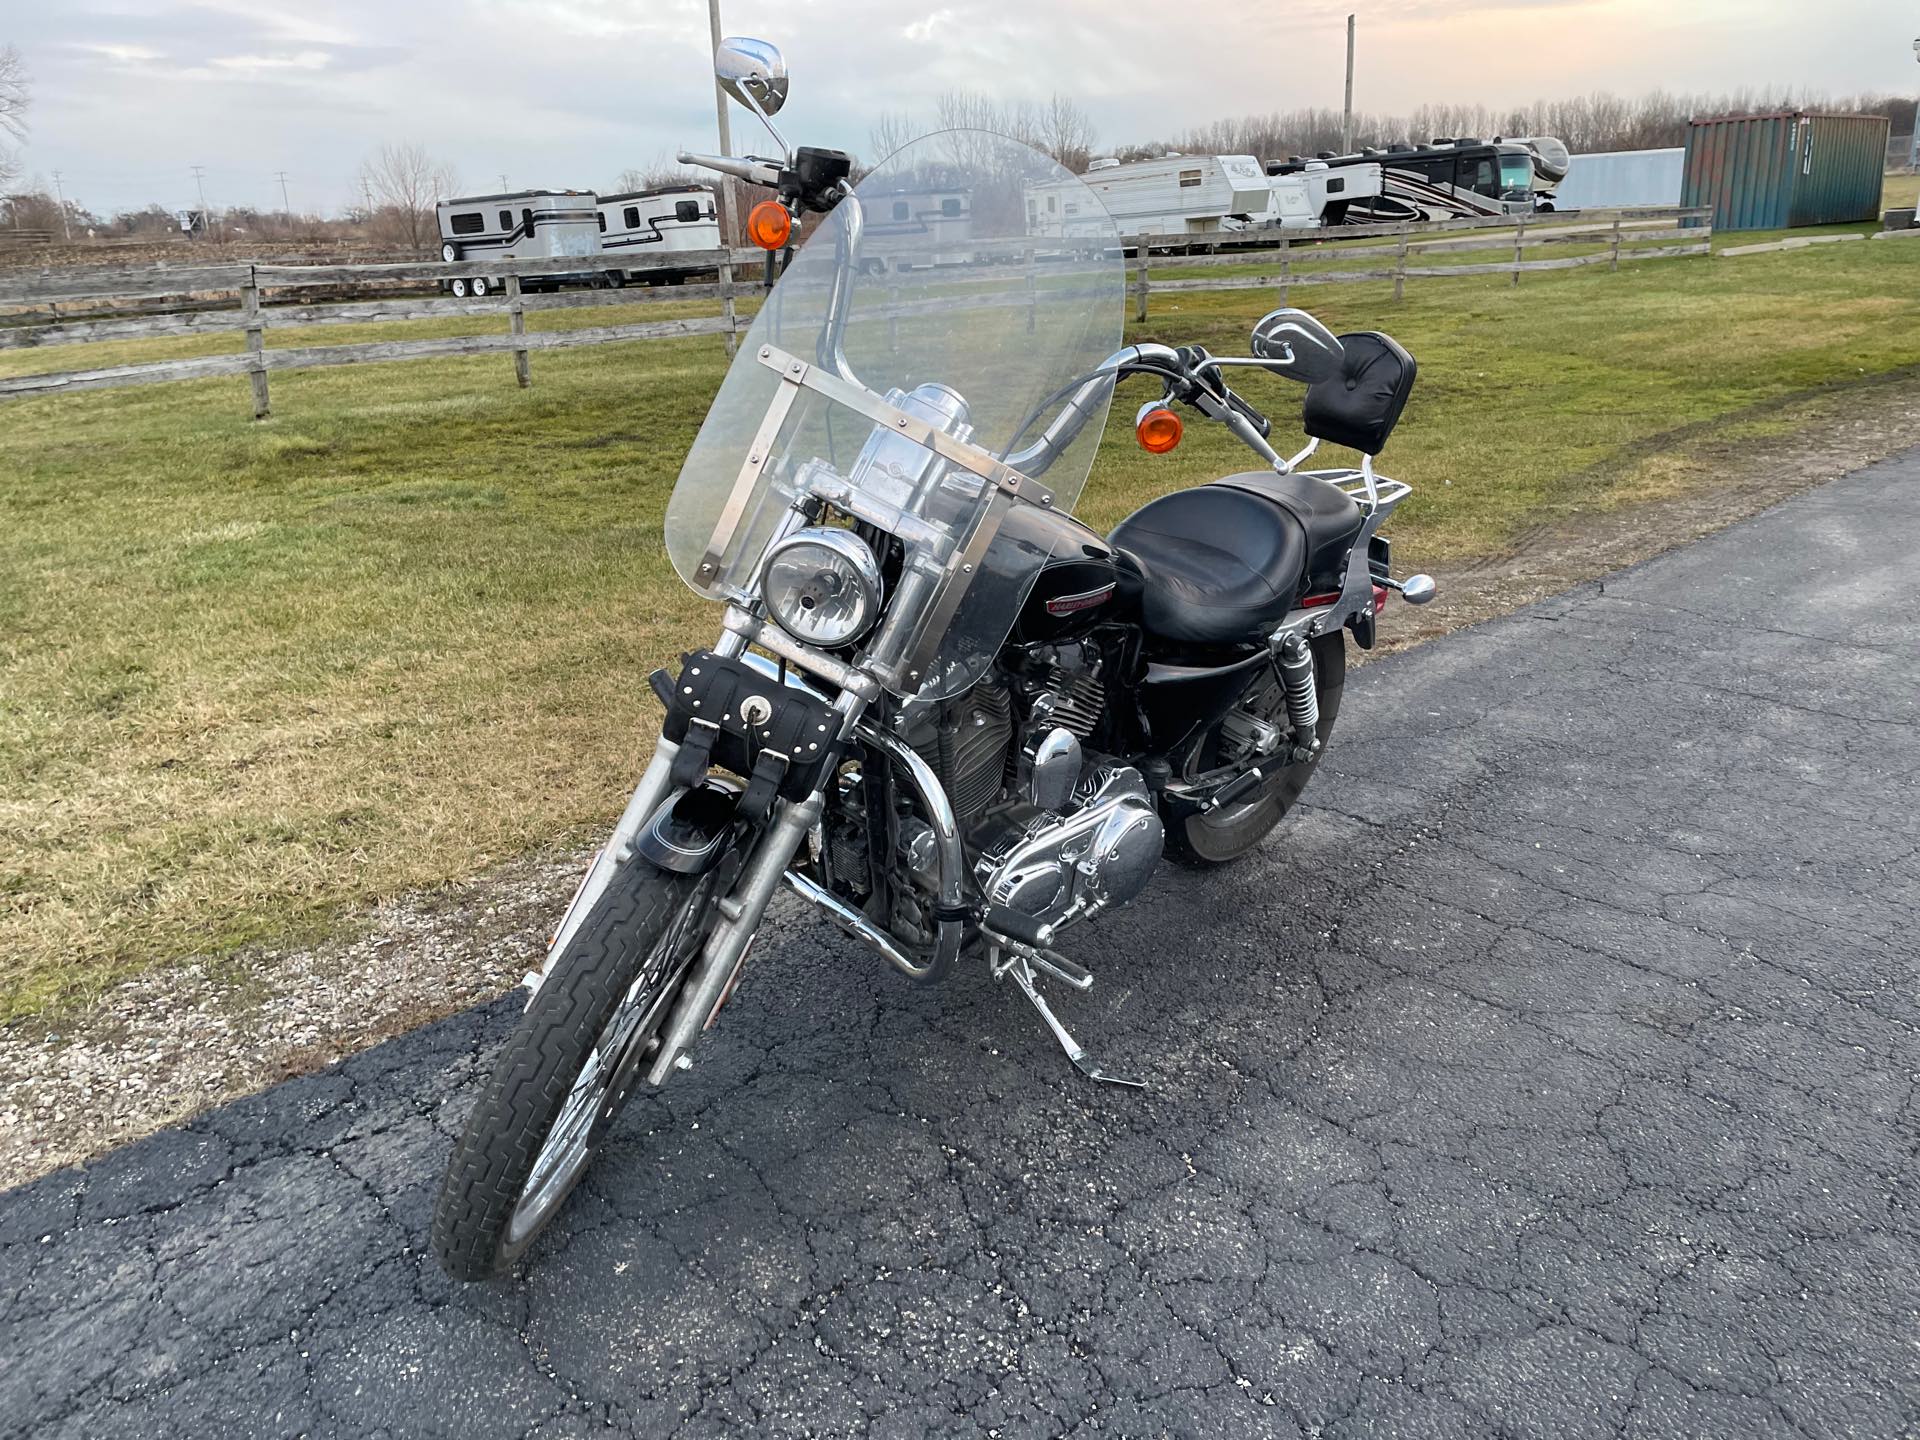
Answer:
[650, 651, 842, 819]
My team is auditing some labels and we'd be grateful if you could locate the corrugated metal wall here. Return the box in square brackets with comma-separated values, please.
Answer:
[1683, 112, 1889, 231]
[1789, 114, 1888, 226]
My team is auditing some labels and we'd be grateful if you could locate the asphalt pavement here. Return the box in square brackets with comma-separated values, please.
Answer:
[4, 453, 1918, 1439]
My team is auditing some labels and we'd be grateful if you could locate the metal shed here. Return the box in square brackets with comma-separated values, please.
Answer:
[1682, 112, 1887, 231]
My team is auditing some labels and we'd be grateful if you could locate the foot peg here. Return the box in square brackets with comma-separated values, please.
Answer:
[990, 941, 1145, 1090]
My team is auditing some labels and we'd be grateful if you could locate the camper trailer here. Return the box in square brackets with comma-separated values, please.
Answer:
[595, 185, 721, 282]
[863, 186, 974, 267]
[1027, 154, 1381, 245]
[1269, 137, 1566, 223]
[1029, 155, 1272, 238]
[435, 190, 603, 295]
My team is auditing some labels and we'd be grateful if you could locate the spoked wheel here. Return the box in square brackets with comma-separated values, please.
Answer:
[1168, 632, 1345, 866]
[432, 855, 727, 1280]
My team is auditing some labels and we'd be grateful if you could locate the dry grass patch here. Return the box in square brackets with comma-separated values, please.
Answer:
[4, 240, 1920, 1018]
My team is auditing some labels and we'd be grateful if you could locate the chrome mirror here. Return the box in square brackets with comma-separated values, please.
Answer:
[1250, 308, 1345, 384]
[715, 37, 789, 118]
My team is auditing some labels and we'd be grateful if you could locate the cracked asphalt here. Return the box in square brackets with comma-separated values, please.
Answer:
[6, 452, 1919, 1439]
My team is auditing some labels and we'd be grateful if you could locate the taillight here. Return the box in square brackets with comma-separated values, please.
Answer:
[1372, 582, 1389, 614]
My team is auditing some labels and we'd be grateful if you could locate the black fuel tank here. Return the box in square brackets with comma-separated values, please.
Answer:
[1004, 504, 1121, 645]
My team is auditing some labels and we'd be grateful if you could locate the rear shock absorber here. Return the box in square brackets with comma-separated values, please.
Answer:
[1275, 634, 1320, 760]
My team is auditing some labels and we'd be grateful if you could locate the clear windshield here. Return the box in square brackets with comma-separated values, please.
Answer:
[665, 130, 1125, 699]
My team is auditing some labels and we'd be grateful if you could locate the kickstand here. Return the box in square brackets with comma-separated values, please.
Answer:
[993, 946, 1146, 1090]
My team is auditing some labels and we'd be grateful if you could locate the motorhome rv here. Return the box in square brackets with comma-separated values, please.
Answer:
[594, 185, 721, 283]
[1268, 136, 1567, 223]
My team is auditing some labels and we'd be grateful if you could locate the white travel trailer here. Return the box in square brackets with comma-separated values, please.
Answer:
[435, 190, 602, 296]
[595, 185, 721, 282]
[1027, 154, 1382, 243]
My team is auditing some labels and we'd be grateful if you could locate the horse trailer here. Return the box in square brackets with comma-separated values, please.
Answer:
[595, 186, 721, 282]
[436, 190, 602, 296]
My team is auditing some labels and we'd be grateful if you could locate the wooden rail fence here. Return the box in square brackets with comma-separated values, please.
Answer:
[0, 207, 1714, 416]
[1129, 206, 1715, 320]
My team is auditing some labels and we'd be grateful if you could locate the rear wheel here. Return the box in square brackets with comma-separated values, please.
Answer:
[432, 855, 723, 1280]
[1168, 632, 1345, 866]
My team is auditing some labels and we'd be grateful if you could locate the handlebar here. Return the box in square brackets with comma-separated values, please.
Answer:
[677, 151, 785, 189]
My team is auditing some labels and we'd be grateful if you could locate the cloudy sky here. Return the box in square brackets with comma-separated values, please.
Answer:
[6, 0, 1915, 217]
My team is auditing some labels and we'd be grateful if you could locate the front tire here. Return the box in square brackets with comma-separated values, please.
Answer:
[432, 856, 717, 1280]
[1169, 632, 1345, 865]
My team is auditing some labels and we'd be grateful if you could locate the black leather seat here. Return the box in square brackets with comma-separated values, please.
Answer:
[1210, 470, 1367, 595]
[1108, 472, 1364, 645]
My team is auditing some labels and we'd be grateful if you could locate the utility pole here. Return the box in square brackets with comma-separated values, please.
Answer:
[275, 170, 292, 230]
[51, 170, 72, 240]
[1342, 14, 1356, 155]
[191, 164, 211, 237]
[707, 0, 734, 247]
[499, 172, 510, 191]
[1911, 38, 1919, 171]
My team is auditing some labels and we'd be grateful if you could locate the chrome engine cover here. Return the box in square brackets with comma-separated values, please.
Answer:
[976, 762, 1164, 935]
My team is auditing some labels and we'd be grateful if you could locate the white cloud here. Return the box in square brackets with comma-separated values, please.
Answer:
[9, 0, 1914, 219]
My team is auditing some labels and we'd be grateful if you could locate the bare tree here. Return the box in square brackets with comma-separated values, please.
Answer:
[0, 44, 29, 186]
[356, 142, 457, 253]
[867, 111, 919, 167]
[1036, 93, 1096, 172]
[613, 153, 702, 193]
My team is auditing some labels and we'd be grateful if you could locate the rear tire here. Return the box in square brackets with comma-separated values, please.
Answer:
[1167, 632, 1345, 866]
[432, 856, 717, 1280]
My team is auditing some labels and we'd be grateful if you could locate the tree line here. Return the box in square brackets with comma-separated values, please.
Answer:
[1144, 87, 1916, 165]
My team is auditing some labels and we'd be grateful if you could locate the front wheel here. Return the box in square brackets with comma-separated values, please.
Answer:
[432, 855, 719, 1280]
[1168, 632, 1345, 866]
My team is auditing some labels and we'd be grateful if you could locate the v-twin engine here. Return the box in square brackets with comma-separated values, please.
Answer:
[976, 763, 1164, 941]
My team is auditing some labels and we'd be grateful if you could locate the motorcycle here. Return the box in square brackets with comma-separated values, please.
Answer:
[432, 37, 1435, 1280]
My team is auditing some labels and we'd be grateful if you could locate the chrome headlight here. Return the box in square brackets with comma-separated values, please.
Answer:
[762, 527, 884, 648]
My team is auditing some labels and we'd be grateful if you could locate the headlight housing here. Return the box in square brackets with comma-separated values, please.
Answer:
[761, 527, 884, 648]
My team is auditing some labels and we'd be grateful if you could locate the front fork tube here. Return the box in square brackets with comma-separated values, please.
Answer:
[643, 788, 824, 1086]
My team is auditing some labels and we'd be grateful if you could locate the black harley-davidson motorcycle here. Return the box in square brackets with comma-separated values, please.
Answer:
[433, 36, 1433, 1279]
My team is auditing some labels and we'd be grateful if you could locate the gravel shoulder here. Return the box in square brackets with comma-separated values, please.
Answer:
[5, 375, 1920, 1191]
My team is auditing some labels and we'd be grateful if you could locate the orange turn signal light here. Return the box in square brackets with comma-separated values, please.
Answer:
[747, 199, 793, 251]
[1135, 406, 1183, 454]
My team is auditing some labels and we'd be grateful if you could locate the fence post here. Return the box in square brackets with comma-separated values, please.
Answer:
[1393, 223, 1409, 302]
[1278, 232, 1290, 306]
[240, 265, 270, 420]
[888, 278, 901, 353]
[1134, 236, 1149, 323]
[506, 272, 531, 389]
[719, 253, 738, 359]
[1025, 243, 1037, 334]
[1610, 215, 1622, 272]
[1511, 213, 1526, 288]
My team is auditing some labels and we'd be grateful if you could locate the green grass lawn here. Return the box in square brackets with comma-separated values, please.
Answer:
[4, 238, 1920, 1019]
